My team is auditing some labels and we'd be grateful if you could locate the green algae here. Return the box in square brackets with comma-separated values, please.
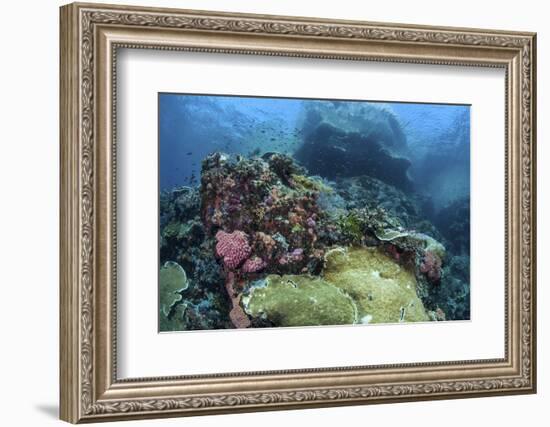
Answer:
[242, 275, 358, 327]
[243, 246, 430, 327]
[159, 261, 188, 316]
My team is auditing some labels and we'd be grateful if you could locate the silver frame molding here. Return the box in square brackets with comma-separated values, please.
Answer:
[60, 2, 537, 423]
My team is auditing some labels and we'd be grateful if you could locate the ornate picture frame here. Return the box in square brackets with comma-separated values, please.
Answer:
[60, 2, 536, 423]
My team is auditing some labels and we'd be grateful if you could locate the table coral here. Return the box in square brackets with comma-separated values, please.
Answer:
[159, 261, 188, 316]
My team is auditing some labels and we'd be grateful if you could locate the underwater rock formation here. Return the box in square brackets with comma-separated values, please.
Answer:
[294, 123, 414, 192]
[299, 100, 408, 155]
[242, 246, 430, 327]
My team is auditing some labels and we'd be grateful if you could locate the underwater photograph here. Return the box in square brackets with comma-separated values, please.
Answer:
[158, 93, 471, 332]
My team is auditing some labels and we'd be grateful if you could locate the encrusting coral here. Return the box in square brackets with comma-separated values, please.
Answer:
[242, 274, 358, 327]
[323, 247, 429, 323]
[242, 246, 430, 327]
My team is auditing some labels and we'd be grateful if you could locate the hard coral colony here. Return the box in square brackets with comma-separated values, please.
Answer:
[159, 95, 471, 331]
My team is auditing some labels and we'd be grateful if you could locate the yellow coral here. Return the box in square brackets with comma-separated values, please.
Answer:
[242, 275, 357, 327]
[243, 246, 430, 328]
[324, 247, 429, 323]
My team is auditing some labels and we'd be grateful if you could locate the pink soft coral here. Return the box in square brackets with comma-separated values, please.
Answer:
[278, 248, 304, 265]
[215, 230, 251, 270]
[242, 256, 267, 273]
[420, 251, 442, 283]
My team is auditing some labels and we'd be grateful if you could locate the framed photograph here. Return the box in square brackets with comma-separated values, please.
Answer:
[60, 2, 537, 423]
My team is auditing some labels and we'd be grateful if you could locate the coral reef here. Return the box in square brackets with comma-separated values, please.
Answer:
[298, 100, 408, 155]
[159, 186, 232, 331]
[160, 149, 467, 330]
[200, 153, 328, 273]
[430, 255, 470, 320]
[225, 271, 252, 329]
[199, 152, 336, 327]
[331, 175, 443, 240]
[158, 94, 471, 332]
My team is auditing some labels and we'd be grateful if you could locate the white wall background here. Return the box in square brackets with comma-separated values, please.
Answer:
[0, 0, 545, 425]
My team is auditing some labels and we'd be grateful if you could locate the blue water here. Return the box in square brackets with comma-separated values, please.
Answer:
[159, 93, 470, 212]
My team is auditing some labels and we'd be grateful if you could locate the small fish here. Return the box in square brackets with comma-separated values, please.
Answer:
[186, 152, 192, 155]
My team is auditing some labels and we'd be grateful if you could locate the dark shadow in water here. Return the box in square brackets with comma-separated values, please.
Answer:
[35, 403, 58, 419]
